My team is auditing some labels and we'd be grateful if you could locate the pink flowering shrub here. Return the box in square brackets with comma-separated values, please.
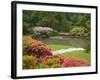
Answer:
[23, 36, 52, 58]
[32, 27, 53, 38]
[30, 43, 52, 58]
[61, 57, 90, 67]
[33, 27, 53, 35]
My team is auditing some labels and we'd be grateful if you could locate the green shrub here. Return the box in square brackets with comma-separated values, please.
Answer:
[41, 55, 64, 68]
[23, 36, 33, 55]
[36, 63, 45, 68]
[23, 55, 37, 69]
[31, 34, 37, 39]
[50, 30, 58, 36]
[70, 27, 85, 36]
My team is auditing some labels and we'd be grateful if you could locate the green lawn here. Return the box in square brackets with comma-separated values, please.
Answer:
[48, 44, 90, 62]
[48, 44, 74, 51]
[63, 51, 90, 62]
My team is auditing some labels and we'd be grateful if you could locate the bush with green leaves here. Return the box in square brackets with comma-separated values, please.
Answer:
[50, 30, 58, 36]
[41, 54, 64, 68]
[23, 36, 34, 55]
[70, 27, 85, 36]
[23, 55, 38, 69]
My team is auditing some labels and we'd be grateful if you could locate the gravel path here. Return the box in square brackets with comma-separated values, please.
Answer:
[52, 48, 85, 55]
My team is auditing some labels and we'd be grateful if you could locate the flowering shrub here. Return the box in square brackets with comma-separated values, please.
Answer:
[23, 36, 34, 54]
[32, 27, 53, 38]
[23, 36, 52, 58]
[28, 39, 52, 58]
[41, 55, 64, 68]
[61, 57, 90, 67]
[23, 55, 38, 69]
[23, 36, 33, 47]
[23, 36, 90, 69]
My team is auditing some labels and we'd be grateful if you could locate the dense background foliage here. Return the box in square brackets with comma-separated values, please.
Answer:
[23, 10, 90, 36]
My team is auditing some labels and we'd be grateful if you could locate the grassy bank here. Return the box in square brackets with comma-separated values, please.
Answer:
[63, 51, 90, 62]
[48, 44, 74, 51]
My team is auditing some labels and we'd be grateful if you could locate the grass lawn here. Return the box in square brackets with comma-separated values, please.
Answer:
[48, 44, 74, 51]
[48, 44, 90, 62]
[63, 51, 90, 62]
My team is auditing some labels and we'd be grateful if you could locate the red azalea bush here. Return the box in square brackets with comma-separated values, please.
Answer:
[61, 57, 90, 67]
[23, 36, 52, 58]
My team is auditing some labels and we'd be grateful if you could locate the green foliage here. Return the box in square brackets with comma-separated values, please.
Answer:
[23, 22, 31, 35]
[63, 50, 90, 62]
[70, 27, 85, 36]
[23, 10, 90, 34]
[36, 63, 45, 68]
[31, 34, 37, 39]
[50, 30, 58, 36]
[84, 42, 90, 53]
[23, 36, 33, 55]
[23, 55, 37, 69]
[41, 55, 64, 68]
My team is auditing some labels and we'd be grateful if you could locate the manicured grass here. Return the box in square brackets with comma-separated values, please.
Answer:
[48, 44, 74, 51]
[48, 44, 90, 62]
[63, 50, 90, 62]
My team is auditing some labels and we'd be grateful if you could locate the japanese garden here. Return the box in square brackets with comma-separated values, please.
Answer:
[23, 10, 91, 69]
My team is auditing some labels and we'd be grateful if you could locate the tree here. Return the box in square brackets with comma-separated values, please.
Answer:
[23, 10, 91, 35]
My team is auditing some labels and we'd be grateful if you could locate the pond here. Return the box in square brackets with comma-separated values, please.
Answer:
[38, 36, 90, 49]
